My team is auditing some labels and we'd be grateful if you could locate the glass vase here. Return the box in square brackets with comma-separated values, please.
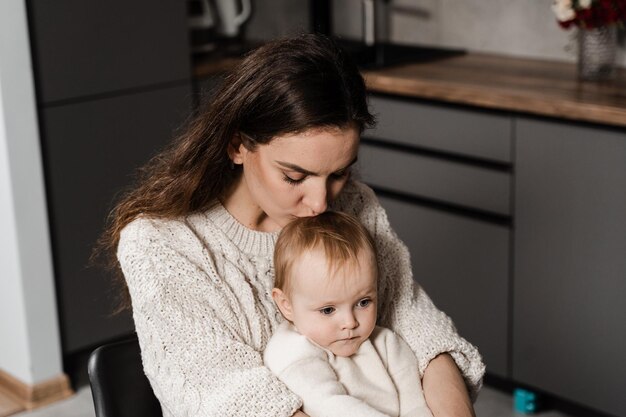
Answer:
[577, 25, 619, 81]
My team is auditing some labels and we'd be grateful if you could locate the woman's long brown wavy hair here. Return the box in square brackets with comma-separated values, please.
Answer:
[94, 33, 375, 311]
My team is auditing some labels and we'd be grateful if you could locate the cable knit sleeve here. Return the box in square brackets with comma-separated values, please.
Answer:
[332, 181, 485, 400]
[117, 218, 302, 417]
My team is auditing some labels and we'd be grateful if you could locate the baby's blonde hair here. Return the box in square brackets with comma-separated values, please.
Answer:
[274, 211, 377, 295]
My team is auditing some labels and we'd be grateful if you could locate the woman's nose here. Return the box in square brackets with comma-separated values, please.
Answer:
[303, 182, 328, 215]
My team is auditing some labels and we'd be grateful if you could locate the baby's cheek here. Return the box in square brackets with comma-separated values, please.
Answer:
[306, 326, 333, 348]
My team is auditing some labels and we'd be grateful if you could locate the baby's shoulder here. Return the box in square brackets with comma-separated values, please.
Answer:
[370, 325, 400, 343]
[264, 322, 326, 373]
[370, 326, 413, 356]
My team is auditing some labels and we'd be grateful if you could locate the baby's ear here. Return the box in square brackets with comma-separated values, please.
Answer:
[272, 288, 293, 321]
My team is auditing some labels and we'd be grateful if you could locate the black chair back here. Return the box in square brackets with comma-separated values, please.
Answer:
[88, 337, 163, 417]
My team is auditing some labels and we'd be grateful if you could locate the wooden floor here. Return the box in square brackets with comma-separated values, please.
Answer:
[2, 385, 578, 417]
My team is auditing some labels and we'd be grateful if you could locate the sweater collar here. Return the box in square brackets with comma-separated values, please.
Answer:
[207, 202, 279, 257]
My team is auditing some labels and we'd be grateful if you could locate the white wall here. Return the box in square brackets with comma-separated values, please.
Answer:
[246, 0, 310, 40]
[0, 0, 63, 385]
[246, 1, 624, 66]
[332, 0, 625, 66]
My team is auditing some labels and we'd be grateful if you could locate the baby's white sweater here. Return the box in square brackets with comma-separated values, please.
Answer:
[117, 180, 484, 417]
[264, 323, 433, 417]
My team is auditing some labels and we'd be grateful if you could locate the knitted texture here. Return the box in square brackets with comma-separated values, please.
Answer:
[264, 323, 433, 417]
[117, 180, 485, 417]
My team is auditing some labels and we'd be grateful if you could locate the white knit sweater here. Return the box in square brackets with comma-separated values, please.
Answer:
[264, 323, 433, 417]
[117, 180, 485, 417]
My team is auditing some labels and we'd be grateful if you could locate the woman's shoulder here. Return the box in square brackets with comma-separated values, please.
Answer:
[118, 210, 215, 258]
[339, 178, 376, 198]
[333, 179, 389, 230]
[117, 203, 241, 269]
[119, 215, 188, 246]
[119, 202, 223, 245]
[333, 179, 379, 213]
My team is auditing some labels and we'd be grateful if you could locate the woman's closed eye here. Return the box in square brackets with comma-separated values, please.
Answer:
[282, 174, 306, 185]
[282, 169, 350, 186]
[331, 168, 350, 180]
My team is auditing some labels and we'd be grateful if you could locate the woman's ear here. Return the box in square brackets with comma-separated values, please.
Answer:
[227, 133, 245, 165]
[272, 288, 294, 322]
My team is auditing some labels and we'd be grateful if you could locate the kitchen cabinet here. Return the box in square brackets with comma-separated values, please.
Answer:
[367, 95, 512, 163]
[40, 86, 191, 353]
[361, 93, 626, 416]
[359, 144, 511, 215]
[193, 74, 224, 108]
[27, 0, 192, 356]
[28, 0, 190, 104]
[359, 95, 513, 378]
[377, 197, 510, 378]
[513, 117, 626, 417]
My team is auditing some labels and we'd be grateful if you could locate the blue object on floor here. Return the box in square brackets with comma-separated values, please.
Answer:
[514, 388, 538, 414]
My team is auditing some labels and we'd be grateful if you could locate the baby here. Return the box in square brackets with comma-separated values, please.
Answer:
[264, 211, 433, 417]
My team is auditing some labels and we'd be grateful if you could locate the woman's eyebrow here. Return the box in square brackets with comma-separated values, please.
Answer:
[275, 157, 358, 176]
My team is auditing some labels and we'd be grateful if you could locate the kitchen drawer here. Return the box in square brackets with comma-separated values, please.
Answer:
[379, 196, 510, 378]
[28, 0, 190, 103]
[359, 143, 511, 215]
[365, 95, 512, 162]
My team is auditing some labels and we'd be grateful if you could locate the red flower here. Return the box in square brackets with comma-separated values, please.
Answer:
[557, 0, 626, 29]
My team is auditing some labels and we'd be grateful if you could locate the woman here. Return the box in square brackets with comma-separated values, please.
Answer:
[99, 34, 484, 417]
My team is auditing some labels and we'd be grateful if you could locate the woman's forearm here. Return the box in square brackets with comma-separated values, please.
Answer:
[292, 410, 309, 417]
[422, 353, 476, 417]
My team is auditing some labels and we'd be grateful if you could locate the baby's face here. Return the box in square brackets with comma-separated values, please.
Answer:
[281, 247, 377, 357]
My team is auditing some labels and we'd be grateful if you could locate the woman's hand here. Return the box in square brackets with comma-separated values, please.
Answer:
[292, 410, 310, 417]
[422, 353, 476, 417]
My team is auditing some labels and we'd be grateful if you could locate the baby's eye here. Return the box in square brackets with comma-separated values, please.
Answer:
[319, 307, 335, 315]
[357, 299, 371, 308]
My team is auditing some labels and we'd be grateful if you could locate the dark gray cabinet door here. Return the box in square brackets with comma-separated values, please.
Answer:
[28, 0, 190, 103]
[40, 84, 191, 353]
[378, 196, 510, 378]
[513, 117, 626, 417]
[359, 144, 512, 215]
[365, 96, 513, 163]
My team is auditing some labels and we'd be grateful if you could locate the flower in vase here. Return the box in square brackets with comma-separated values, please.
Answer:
[552, 0, 626, 29]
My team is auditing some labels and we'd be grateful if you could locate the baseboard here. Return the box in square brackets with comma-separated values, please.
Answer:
[0, 369, 73, 414]
[0, 389, 23, 417]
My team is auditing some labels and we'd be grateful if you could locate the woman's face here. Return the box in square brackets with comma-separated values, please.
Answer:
[227, 126, 360, 232]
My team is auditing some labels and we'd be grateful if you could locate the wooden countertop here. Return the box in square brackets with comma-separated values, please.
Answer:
[194, 52, 626, 128]
[363, 53, 626, 128]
